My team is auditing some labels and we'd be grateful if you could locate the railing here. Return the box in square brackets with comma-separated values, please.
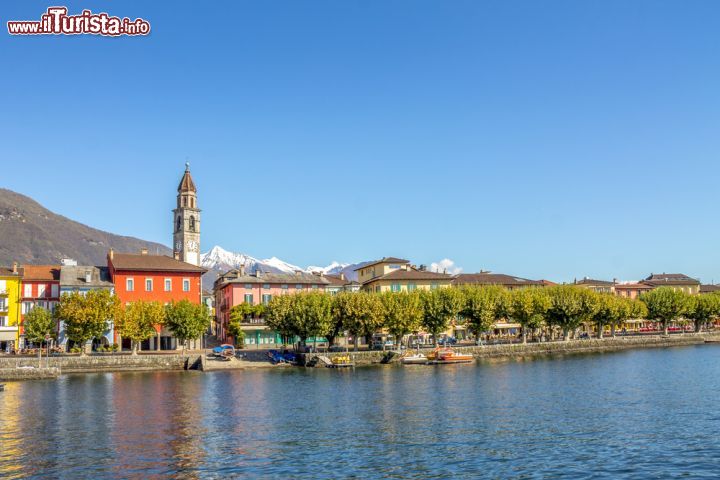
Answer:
[240, 318, 266, 326]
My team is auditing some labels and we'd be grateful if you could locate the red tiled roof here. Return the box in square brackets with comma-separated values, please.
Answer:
[20, 265, 60, 281]
[364, 268, 452, 284]
[354, 257, 409, 271]
[110, 254, 206, 273]
[452, 273, 544, 287]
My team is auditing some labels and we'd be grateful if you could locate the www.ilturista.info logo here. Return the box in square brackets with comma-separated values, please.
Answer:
[7, 7, 150, 36]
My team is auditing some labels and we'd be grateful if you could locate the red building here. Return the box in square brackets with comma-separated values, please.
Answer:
[108, 249, 206, 351]
[19, 265, 61, 348]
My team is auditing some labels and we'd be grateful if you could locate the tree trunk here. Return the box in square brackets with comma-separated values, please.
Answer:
[131, 341, 138, 355]
[353, 335, 358, 352]
[695, 320, 702, 333]
[611, 323, 616, 338]
[597, 322, 604, 339]
[522, 328, 528, 344]
[663, 323, 669, 336]
[563, 329, 569, 341]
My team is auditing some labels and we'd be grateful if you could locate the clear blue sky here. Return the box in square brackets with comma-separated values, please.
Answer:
[2, 1, 720, 283]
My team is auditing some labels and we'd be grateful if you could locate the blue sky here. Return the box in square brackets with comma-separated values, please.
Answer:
[2, 1, 720, 282]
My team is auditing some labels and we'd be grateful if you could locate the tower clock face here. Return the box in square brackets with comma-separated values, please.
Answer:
[175, 241, 183, 251]
[187, 240, 198, 252]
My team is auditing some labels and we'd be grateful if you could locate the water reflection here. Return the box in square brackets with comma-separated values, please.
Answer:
[1, 346, 720, 478]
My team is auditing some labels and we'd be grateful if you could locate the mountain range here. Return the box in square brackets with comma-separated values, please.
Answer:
[0, 188, 369, 286]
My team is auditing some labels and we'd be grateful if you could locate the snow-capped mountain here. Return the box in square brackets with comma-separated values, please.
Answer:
[200, 245, 367, 285]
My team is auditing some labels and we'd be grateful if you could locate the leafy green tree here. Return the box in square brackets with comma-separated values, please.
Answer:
[509, 287, 550, 343]
[24, 307, 56, 345]
[165, 300, 210, 352]
[227, 320, 246, 348]
[592, 294, 622, 339]
[380, 290, 423, 349]
[640, 287, 690, 336]
[333, 291, 385, 351]
[461, 286, 508, 344]
[116, 300, 165, 354]
[546, 286, 599, 341]
[292, 292, 334, 349]
[55, 290, 121, 355]
[686, 293, 720, 332]
[265, 294, 298, 345]
[420, 287, 464, 345]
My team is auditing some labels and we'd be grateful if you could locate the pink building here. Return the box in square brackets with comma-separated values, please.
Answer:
[214, 268, 330, 346]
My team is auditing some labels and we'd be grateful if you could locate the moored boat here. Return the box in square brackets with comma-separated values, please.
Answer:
[427, 348, 474, 364]
[328, 355, 355, 368]
[400, 353, 428, 365]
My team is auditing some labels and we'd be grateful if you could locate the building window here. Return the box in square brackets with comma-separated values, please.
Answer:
[165, 279, 172, 291]
[244, 294, 253, 305]
[23, 284, 32, 297]
[183, 279, 190, 292]
[38, 284, 46, 298]
[391, 283, 401, 292]
[407, 283, 416, 291]
[431, 282, 439, 290]
[145, 279, 153, 292]
[263, 284, 270, 290]
[245, 284, 253, 290]
[262, 294, 272, 305]
[312, 285, 319, 290]
[189, 216, 196, 232]
[126, 278, 134, 292]
[51, 284, 58, 297]
[296, 284, 302, 290]
[22, 301, 33, 314]
[0, 299, 7, 311]
[176, 216, 182, 232]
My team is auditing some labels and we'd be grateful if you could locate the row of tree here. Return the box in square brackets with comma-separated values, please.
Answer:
[23, 290, 210, 354]
[227, 285, 720, 349]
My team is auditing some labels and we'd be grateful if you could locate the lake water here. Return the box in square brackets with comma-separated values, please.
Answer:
[1, 345, 720, 479]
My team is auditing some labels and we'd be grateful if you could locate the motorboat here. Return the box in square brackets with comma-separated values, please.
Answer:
[400, 353, 428, 365]
[328, 355, 355, 368]
[427, 348, 474, 365]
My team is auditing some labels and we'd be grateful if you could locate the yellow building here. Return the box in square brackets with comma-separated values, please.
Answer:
[0, 264, 22, 352]
[356, 257, 453, 292]
[642, 273, 700, 295]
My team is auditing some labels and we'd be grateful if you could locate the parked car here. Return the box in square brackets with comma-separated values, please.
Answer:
[438, 336, 457, 346]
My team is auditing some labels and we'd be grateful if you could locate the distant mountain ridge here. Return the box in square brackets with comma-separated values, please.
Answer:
[200, 245, 369, 285]
[0, 188, 372, 287]
[0, 188, 171, 266]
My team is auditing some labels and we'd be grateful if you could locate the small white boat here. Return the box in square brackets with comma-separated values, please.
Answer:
[401, 353, 428, 365]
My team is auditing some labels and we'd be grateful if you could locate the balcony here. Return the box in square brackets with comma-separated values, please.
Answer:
[240, 318, 267, 327]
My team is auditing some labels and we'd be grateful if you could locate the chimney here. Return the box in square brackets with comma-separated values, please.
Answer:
[239, 265, 245, 276]
[319, 271, 325, 278]
[108, 248, 114, 261]
[12, 262, 17, 274]
[174, 252, 180, 260]
[340, 272, 345, 281]
[443, 268, 447, 274]
[85, 270, 92, 283]
[255, 269, 262, 278]
[140, 248, 148, 255]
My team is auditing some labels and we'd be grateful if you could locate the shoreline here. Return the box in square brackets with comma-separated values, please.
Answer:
[1, 332, 718, 380]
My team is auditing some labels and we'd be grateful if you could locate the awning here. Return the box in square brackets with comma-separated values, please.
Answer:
[0, 330, 17, 341]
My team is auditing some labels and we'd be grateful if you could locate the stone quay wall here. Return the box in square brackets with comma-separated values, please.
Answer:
[0, 367, 60, 381]
[302, 333, 720, 366]
[0, 354, 194, 375]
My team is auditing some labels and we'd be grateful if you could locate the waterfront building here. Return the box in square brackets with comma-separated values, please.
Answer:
[214, 268, 330, 346]
[0, 263, 22, 352]
[108, 249, 206, 350]
[58, 261, 115, 350]
[574, 277, 616, 294]
[356, 257, 453, 292]
[614, 282, 653, 299]
[452, 272, 546, 290]
[323, 272, 361, 294]
[641, 273, 700, 294]
[19, 265, 60, 348]
[173, 163, 201, 266]
[700, 284, 720, 294]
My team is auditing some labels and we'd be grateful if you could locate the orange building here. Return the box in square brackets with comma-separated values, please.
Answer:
[19, 265, 61, 348]
[107, 249, 206, 350]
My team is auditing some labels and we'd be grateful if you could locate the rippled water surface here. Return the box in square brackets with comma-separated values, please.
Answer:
[2, 345, 720, 478]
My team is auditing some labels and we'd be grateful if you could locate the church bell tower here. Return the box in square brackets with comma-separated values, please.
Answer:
[173, 163, 201, 265]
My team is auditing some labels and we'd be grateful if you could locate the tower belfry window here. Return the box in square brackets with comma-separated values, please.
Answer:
[189, 216, 196, 232]
[182, 197, 187, 207]
[176, 216, 182, 232]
